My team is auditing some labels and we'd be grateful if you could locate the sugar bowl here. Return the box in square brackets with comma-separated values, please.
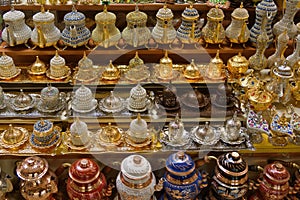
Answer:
[160, 151, 207, 200]
[116, 154, 162, 200]
[67, 158, 113, 200]
[16, 156, 58, 200]
[205, 152, 248, 199]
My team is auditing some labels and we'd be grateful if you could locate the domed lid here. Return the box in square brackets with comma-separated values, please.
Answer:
[0, 52, 14, 68]
[182, 4, 199, 20]
[217, 152, 248, 177]
[78, 51, 93, 69]
[121, 155, 151, 180]
[129, 52, 144, 69]
[30, 56, 47, 74]
[13, 89, 33, 108]
[130, 82, 147, 97]
[129, 113, 148, 135]
[226, 111, 241, 130]
[163, 81, 177, 95]
[156, 5, 174, 20]
[247, 85, 273, 104]
[264, 162, 290, 184]
[75, 84, 93, 98]
[41, 84, 59, 98]
[273, 61, 294, 79]
[207, 6, 224, 21]
[217, 81, 233, 96]
[181, 90, 209, 108]
[69, 158, 101, 184]
[2, 124, 25, 145]
[160, 51, 172, 65]
[168, 114, 184, 131]
[70, 117, 88, 135]
[184, 59, 201, 79]
[33, 6, 55, 23]
[50, 51, 66, 67]
[102, 60, 120, 80]
[95, 5, 116, 23]
[101, 91, 123, 111]
[195, 122, 217, 143]
[239, 72, 261, 89]
[166, 151, 195, 176]
[3, 7, 25, 22]
[210, 50, 223, 65]
[99, 122, 122, 143]
[126, 5, 147, 23]
[231, 3, 249, 19]
[64, 6, 85, 23]
[228, 52, 249, 66]
[33, 119, 53, 134]
[16, 156, 49, 181]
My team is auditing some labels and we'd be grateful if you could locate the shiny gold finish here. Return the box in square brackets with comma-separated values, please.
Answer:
[158, 51, 173, 79]
[246, 85, 273, 111]
[227, 52, 249, 78]
[205, 50, 225, 80]
[166, 172, 199, 185]
[239, 72, 261, 89]
[101, 60, 120, 81]
[129, 52, 144, 69]
[184, 59, 201, 79]
[0, 124, 28, 150]
[215, 167, 248, 186]
[28, 56, 47, 75]
[98, 122, 123, 145]
[69, 178, 103, 193]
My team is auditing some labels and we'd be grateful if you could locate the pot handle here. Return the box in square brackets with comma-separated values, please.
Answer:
[55, 163, 71, 177]
[248, 165, 264, 172]
[267, 159, 300, 170]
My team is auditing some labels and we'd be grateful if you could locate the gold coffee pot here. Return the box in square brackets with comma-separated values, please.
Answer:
[101, 60, 120, 81]
[202, 6, 225, 48]
[28, 56, 47, 75]
[92, 5, 121, 48]
[227, 52, 249, 78]
[205, 50, 225, 80]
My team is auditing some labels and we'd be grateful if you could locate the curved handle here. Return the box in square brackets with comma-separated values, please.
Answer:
[55, 163, 71, 177]
[204, 155, 218, 163]
[267, 159, 300, 170]
[248, 165, 264, 172]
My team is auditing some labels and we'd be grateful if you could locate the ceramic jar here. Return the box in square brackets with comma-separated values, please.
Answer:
[0, 167, 13, 200]
[2, 7, 31, 47]
[62, 6, 91, 48]
[249, 162, 290, 200]
[202, 7, 225, 47]
[249, 0, 277, 46]
[116, 155, 161, 200]
[122, 5, 151, 47]
[225, 3, 250, 47]
[152, 5, 176, 44]
[206, 152, 248, 199]
[92, 5, 121, 48]
[286, 34, 300, 69]
[31, 6, 61, 49]
[161, 151, 207, 200]
[67, 158, 112, 200]
[16, 156, 58, 200]
[176, 4, 201, 44]
[273, 0, 300, 39]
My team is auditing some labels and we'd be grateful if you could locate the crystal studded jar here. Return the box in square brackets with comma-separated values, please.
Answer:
[71, 85, 97, 113]
[62, 6, 91, 48]
[47, 51, 70, 80]
[2, 7, 31, 47]
[69, 118, 90, 147]
[67, 158, 113, 200]
[16, 156, 58, 200]
[206, 152, 248, 200]
[202, 6, 225, 47]
[249, 0, 277, 46]
[74, 51, 98, 82]
[122, 5, 151, 47]
[249, 162, 290, 200]
[39, 85, 61, 111]
[176, 4, 201, 44]
[161, 151, 207, 200]
[92, 5, 121, 48]
[152, 5, 176, 44]
[31, 6, 61, 49]
[116, 154, 162, 200]
[0, 52, 21, 80]
[127, 83, 148, 112]
[225, 3, 250, 47]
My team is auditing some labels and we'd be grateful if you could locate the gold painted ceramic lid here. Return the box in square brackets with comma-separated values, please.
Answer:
[95, 5, 116, 24]
[126, 5, 147, 23]
[129, 52, 144, 68]
[2, 124, 25, 145]
[247, 86, 273, 104]
[156, 5, 174, 20]
[184, 59, 201, 79]
[207, 6, 224, 21]
[29, 56, 47, 75]
[102, 60, 120, 80]
[99, 122, 122, 143]
[231, 3, 249, 20]
[160, 51, 172, 65]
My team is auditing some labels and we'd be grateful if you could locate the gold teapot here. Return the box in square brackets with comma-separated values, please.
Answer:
[202, 6, 225, 48]
[101, 60, 120, 81]
[227, 52, 249, 78]
[28, 56, 47, 75]
[205, 50, 225, 80]
[246, 84, 273, 111]
[92, 5, 121, 48]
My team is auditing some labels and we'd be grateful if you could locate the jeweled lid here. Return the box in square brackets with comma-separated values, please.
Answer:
[50, 51, 66, 67]
[3, 7, 25, 22]
[166, 151, 195, 176]
[2, 124, 25, 145]
[160, 51, 172, 65]
[129, 52, 144, 69]
[130, 83, 147, 99]
[182, 4, 199, 20]
[273, 61, 294, 79]
[33, 6, 55, 23]
[207, 6, 224, 21]
[129, 113, 148, 135]
[264, 162, 290, 184]
[33, 119, 53, 134]
[16, 156, 49, 181]
[41, 85, 59, 99]
[217, 152, 248, 177]
[156, 5, 174, 20]
[78, 51, 93, 69]
[13, 89, 33, 109]
[101, 91, 124, 111]
[64, 6, 85, 24]
[126, 5, 147, 23]
[95, 5, 116, 23]
[0, 52, 14, 68]
[239, 72, 261, 89]
[30, 56, 47, 74]
[247, 86, 273, 104]
[99, 123, 122, 143]
[102, 60, 120, 80]
[231, 3, 249, 20]
[75, 84, 93, 99]
[121, 155, 151, 180]
[70, 118, 88, 135]
[69, 158, 100, 184]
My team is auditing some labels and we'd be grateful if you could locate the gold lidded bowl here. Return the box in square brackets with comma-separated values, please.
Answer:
[246, 84, 273, 111]
[97, 122, 123, 147]
[99, 91, 125, 113]
[28, 56, 47, 75]
[10, 89, 36, 111]
[0, 124, 28, 150]
[184, 59, 201, 80]
[101, 60, 120, 81]
[227, 52, 249, 78]
[0, 52, 21, 80]
[239, 71, 261, 90]
[205, 50, 225, 80]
